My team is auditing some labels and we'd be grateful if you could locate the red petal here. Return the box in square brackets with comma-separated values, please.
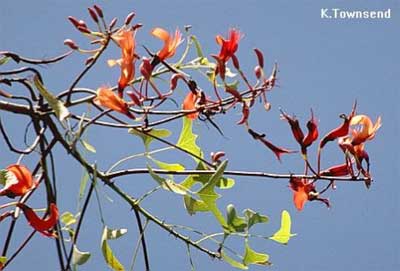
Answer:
[0, 165, 34, 198]
[280, 111, 304, 146]
[302, 110, 319, 148]
[321, 163, 350, 176]
[18, 203, 59, 237]
[182, 92, 198, 120]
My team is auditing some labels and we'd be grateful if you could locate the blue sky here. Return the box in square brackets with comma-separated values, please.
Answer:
[1, 0, 399, 270]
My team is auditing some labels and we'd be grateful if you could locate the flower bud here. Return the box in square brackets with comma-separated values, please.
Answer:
[63, 39, 79, 50]
[254, 48, 264, 68]
[211, 151, 225, 163]
[85, 56, 95, 66]
[254, 65, 262, 79]
[67, 16, 81, 29]
[109, 18, 118, 30]
[231, 54, 240, 70]
[93, 4, 104, 18]
[124, 12, 135, 25]
[88, 7, 99, 23]
[77, 26, 91, 34]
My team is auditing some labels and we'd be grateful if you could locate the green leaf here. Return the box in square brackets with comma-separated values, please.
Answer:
[226, 204, 247, 233]
[183, 195, 209, 215]
[60, 212, 77, 227]
[147, 165, 187, 195]
[128, 128, 171, 150]
[72, 245, 91, 266]
[221, 252, 248, 270]
[33, 75, 70, 121]
[149, 157, 185, 171]
[0, 256, 7, 264]
[243, 243, 271, 266]
[81, 139, 96, 153]
[244, 209, 269, 229]
[0, 169, 7, 186]
[180, 161, 235, 190]
[190, 35, 205, 59]
[176, 117, 202, 162]
[101, 226, 127, 271]
[196, 161, 228, 228]
[0, 57, 10, 66]
[79, 170, 90, 200]
[269, 210, 296, 245]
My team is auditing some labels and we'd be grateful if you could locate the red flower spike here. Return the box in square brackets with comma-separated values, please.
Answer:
[321, 163, 350, 177]
[248, 129, 295, 161]
[302, 109, 319, 148]
[17, 203, 59, 237]
[182, 92, 199, 120]
[254, 48, 264, 68]
[93, 87, 135, 119]
[216, 28, 241, 63]
[151, 27, 183, 61]
[0, 164, 35, 198]
[319, 103, 357, 149]
[280, 110, 304, 146]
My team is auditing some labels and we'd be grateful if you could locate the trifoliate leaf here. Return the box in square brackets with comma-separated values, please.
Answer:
[244, 209, 269, 229]
[243, 243, 271, 266]
[176, 117, 203, 162]
[147, 165, 187, 195]
[226, 204, 247, 233]
[183, 195, 209, 215]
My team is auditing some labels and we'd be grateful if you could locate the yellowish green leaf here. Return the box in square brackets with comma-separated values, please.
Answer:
[128, 128, 171, 150]
[221, 252, 248, 270]
[60, 212, 77, 227]
[244, 209, 269, 229]
[81, 140, 96, 153]
[101, 226, 127, 271]
[269, 210, 296, 245]
[72, 245, 91, 266]
[226, 204, 247, 233]
[149, 157, 185, 171]
[176, 117, 203, 162]
[243, 243, 271, 266]
[33, 75, 70, 121]
[147, 165, 187, 195]
[183, 195, 209, 215]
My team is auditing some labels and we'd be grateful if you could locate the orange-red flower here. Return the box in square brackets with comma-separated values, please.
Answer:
[216, 28, 241, 63]
[289, 177, 329, 211]
[93, 87, 135, 119]
[109, 28, 137, 96]
[0, 164, 35, 198]
[17, 203, 59, 237]
[321, 163, 350, 177]
[151, 27, 182, 61]
[182, 91, 199, 120]
[350, 114, 381, 145]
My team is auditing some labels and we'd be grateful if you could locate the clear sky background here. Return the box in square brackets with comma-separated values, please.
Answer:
[1, 0, 399, 270]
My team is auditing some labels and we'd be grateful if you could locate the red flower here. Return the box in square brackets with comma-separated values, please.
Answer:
[289, 177, 330, 211]
[320, 163, 350, 177]
[0, 165, 35, 198]
[215, 28, 241, 63]
[280, 111, 304, 146]
[151, 27, 183, 61]
[248, 129, 295, 161]
[350, 115, 381, 145]
[302, 110, 319, 149]
[182, 92, 199, 120]
[109, 28, 137, 96]
[93, 87, 135, 119]
[17, 203, 59, 237]
[319, 103, 356, 149]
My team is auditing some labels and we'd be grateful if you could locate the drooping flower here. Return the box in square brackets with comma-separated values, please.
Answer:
[350, 115, 381, 145]
[320, 163, 350, 177]
[182, 91, 199, 120]
[289, 177, 329, 211]
[109, 28, 137, 96]
[0, 164, 35, 198]
[216, 28, 241, 63]
[17, 203, 59, 237]
[151, 27, 183, 62]
[93, 87, 135, 119]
